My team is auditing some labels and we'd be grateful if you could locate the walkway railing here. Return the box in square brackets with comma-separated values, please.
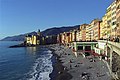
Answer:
[98, 40, 120, 50]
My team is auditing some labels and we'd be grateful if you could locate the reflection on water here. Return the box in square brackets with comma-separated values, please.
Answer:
[26, 47, 37, 54]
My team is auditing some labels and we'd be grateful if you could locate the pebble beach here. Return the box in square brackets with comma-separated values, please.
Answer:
[46, 44, 111, 80]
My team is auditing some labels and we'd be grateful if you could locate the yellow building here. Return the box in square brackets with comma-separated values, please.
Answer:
[100, 14, 108, 39]
[71, 30, 77, 42]
[69, 31, 73, 42]
[79, 28, 82, 41]
[76, 29, 80, 41]
[25, 29, 42, 46]
[116, 0, 120, 37]
[26, 35, 37, 45]
[89, 20, 95, 41]
[64, 32, 71, 44]
[111, 1, 117, 38]
[61, 32, 66, 44]
[106, 5, 112, 38]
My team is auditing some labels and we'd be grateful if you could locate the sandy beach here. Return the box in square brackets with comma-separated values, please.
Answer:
[47, 44, 111, 80]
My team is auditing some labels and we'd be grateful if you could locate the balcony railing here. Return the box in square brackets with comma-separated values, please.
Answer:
[98, 40, 120, 50]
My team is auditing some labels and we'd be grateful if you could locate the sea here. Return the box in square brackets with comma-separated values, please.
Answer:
[0, 41, 55, 80]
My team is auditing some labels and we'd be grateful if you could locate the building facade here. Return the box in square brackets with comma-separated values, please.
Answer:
[26, 29, 42, 45]
[116, 0, 120, 37]
[100, 14, 108, 39]
[106, 5, 112, 38]
[111, 1, 117, 38]
[80, 24, 89, 41]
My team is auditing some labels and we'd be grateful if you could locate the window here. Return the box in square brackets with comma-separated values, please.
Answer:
[112, 21, 116, 25]
[112, 16, 116, 20]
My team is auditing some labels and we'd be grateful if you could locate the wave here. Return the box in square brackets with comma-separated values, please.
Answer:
[25, 50, 53, 80]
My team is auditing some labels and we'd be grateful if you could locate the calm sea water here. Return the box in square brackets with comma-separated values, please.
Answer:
[0, 41, 53, 80]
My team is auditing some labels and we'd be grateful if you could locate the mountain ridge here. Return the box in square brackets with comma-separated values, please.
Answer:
[1, 25, 80, 41]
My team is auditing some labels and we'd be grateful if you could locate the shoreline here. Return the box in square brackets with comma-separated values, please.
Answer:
[47, 46, 72, 80]
[9, 43, 111, 80]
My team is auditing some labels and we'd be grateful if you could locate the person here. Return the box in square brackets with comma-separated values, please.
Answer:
[117, 37, 119, 42]
[81, 72, 90, 80]
[69, 59, 72, 63]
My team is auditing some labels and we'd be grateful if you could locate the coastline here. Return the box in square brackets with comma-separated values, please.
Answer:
[8, 43, 111, 80]
[47, 45, 72, 80]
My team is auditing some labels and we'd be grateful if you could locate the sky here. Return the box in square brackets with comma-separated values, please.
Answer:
[0, 0, 113, 39]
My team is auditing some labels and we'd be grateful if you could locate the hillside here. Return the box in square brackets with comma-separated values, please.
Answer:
[1, 25, 80, 41]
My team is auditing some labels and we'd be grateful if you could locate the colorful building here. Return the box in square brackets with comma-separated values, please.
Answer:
[71, 30, 77, 42]
[61, 32, 66, 44]
[106, 5, 112, 38]
[25, 29, 42, 46]
[100, 14, 108, 39]
[80, 24, 89, 41]
[79, 28, 82, 41]
[26, 35, 37, 45]
[89, 20, 95, 41]
[89, 19, 101, 41]
[69, 30, 73, 42]
[26, 29, 57, 46]
[116, 0, 120, 37]
[65, 32, 71, 45]
[86, 24, 91, 41]
[76, 28, 80, 41]
[111, 1, 117, 38]
[93, 19, 101, 40]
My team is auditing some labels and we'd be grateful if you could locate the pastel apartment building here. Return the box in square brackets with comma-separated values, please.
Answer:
[100, 14, 108, 39]
[57, 0, 120, 45]
[116, 0, 120, 37]
[92, 19, 101, 40]
[89, 19, 101, 41]
[86, 24, 91, 41]
[80, 24, 88, 41]
[111, 1, 117, 38]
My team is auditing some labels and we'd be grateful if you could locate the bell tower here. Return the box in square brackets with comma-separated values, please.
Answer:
[37, 29, 41, 36]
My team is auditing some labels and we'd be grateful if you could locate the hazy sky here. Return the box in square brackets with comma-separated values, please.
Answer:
[0, 0, 113, 39]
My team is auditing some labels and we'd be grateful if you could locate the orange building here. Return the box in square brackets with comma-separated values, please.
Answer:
[90, 19, 101, 40]
[80, 24, 89, 41]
